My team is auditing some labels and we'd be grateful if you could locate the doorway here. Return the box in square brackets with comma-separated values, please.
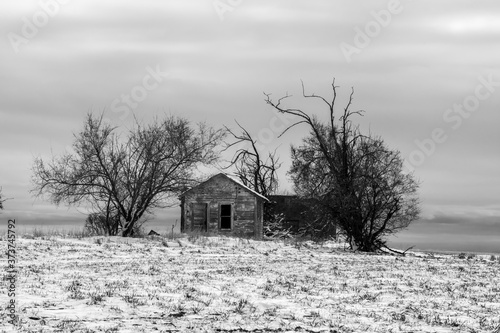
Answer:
[192, 203, 208, 231]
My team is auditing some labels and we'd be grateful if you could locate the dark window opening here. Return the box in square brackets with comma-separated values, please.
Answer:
[220, 204, 232, 229]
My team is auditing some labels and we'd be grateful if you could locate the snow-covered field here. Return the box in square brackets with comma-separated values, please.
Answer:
[1, 235, 499, 333]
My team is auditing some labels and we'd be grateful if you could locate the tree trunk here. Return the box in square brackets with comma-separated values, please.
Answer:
[121, 221, 135, 237]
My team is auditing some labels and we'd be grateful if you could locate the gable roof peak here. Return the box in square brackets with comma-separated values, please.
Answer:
[180, 172, 269, 201]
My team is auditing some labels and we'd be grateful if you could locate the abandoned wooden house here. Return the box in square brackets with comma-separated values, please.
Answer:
[179, 173, 268, 239]
[265, 195, 337, 238]
[265, 195, 309, 233]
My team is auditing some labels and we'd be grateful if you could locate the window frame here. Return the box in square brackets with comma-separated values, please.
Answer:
[219, 203, 233, 230]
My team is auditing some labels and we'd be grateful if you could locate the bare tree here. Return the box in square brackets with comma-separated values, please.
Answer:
[223, 120, 280, 197]
[32, 112, 225, 237]
[265, 79, 420, 252]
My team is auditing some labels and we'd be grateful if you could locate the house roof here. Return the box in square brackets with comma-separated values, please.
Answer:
[180, 173, 269, 201]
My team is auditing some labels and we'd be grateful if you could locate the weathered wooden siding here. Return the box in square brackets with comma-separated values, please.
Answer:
[255, 198, 263, 239]
[181, 174, 264, 238]
[191, 203, 208, 231]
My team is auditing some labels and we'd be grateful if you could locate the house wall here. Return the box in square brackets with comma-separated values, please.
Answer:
[265, 195, 307, 232]
[265, 195, 337, 238]
[182, 175, 262, 238]
[255, 198, 264, 239]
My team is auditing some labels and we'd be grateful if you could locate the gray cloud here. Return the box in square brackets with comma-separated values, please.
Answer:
[1, 1, 499, 248]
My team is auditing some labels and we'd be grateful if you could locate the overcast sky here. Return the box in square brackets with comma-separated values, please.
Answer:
[1, 1, 499, 248]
